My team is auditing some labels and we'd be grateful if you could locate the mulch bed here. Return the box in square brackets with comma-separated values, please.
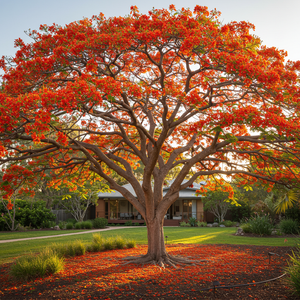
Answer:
[0, 244, 299, 299]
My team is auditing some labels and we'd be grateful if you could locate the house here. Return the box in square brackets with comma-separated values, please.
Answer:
[96, 180, 205, 226]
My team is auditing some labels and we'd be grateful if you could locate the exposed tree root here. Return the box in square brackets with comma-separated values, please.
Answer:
[121, 252, 208, 268]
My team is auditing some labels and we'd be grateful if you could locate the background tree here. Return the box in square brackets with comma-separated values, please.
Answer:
[53, 180, 110, 222]
[0, 5, 300, 266]
[204, 190, 230, 223]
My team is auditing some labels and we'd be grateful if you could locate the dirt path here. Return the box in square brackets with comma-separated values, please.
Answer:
[0, 226, 138, 244]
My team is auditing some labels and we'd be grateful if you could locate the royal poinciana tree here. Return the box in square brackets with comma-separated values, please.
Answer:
[0, 5, 300, 266]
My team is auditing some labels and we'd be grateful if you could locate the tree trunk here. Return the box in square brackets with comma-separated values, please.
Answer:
[122, 213, 201, 268]
[146, 217, 167, 261]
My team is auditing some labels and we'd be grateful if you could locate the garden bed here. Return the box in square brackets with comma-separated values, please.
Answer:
[0, 244, 299, 299]
[235, 232, 300, 239]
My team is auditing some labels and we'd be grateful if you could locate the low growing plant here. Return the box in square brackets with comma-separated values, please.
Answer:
[188, 217, 197, 227]
[58, 221, 66, 230]
[240, 222, 252, 233]
[51, 240, 86, 257]
[280, 219, 299, 235]
[114, 236, 126, 249]
[10, 248, 64, 281]
[66, 218, 77, 225]
[103, 238, 115, 250]
[180, 221, 191, 227]
[223, 220, 234, 227]
[88, 233, 104, 252]
[286, 246, 300, 296]
[196, 221, 207, 227]
[248, 214, 273, 235]
[126, 239, 136, 248]
[92, 217, 108, 229]
[125, 220, 133, 226]
[74, 222, 81, 229]
[66, 222, 74, 229]
[83, 220, 93, 229]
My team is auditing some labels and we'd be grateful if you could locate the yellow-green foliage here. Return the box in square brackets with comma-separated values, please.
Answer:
[10, 248, 64, 280]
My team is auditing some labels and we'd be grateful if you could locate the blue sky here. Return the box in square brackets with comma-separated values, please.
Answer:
[1, 0, 299, 61]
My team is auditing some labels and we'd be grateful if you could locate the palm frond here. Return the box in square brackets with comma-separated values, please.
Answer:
[275, 189, 300, 213]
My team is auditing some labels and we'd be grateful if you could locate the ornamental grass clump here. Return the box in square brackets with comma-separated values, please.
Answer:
[286, 246, 300, 296]
[126, 239, 136, 248]
[280, 219, 299, 234]
[51, 240, 86, 257]
[248, 214, 273, 236]
[103, 237, 115, 250]
[88, 233, 104, 252]
[10, 248, 64, 281]
[114, 236, 126, 249]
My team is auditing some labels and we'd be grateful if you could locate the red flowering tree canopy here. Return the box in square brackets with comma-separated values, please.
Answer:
[0, 5, 300, 203]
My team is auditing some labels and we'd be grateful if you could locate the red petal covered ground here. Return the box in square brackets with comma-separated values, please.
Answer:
[0, 244, 298, 299]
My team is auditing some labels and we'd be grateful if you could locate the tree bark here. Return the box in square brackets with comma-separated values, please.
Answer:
[146, 217, 167, 261]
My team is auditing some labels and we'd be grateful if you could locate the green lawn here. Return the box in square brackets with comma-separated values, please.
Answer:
[0, 230, 88, 240]
[0, 227, 298, 264]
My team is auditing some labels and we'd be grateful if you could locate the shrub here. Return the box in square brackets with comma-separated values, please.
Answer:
[66, 222, 73, 229]
[188, 217, 197, 227]
[286, 246, 300, 296]
[134, 222, 139, 226]
[196, 221, 207, 227]
[248, 214, 273, 235]
[75, 222, 83, 229]
[66, 218, 77, 225]
[17, 224, 27, 231]
[285, 205, 300, 224]
[229, 199, 251, 222]
[116, 224, 120, 226]
[280, 219, 299, 234]
[126, 239, 136, 248]
[83, 220, 93, 229]
[41, 220, 56, 229]
[180, 221, 191, 227]
[51, 240, 86, 257]
[58, 221, 66, 230]
[223, 220, 234, 227]
[10, 248, 64, 281]
[5, 200, 56, 230]
[125, 220, 133, 226]
[114, 236, 126, 249]
[92, 217, 108, 229]
[241, 222, 252, 233]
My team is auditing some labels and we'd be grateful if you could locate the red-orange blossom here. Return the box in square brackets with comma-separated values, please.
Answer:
[0, 5, 300, 265]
